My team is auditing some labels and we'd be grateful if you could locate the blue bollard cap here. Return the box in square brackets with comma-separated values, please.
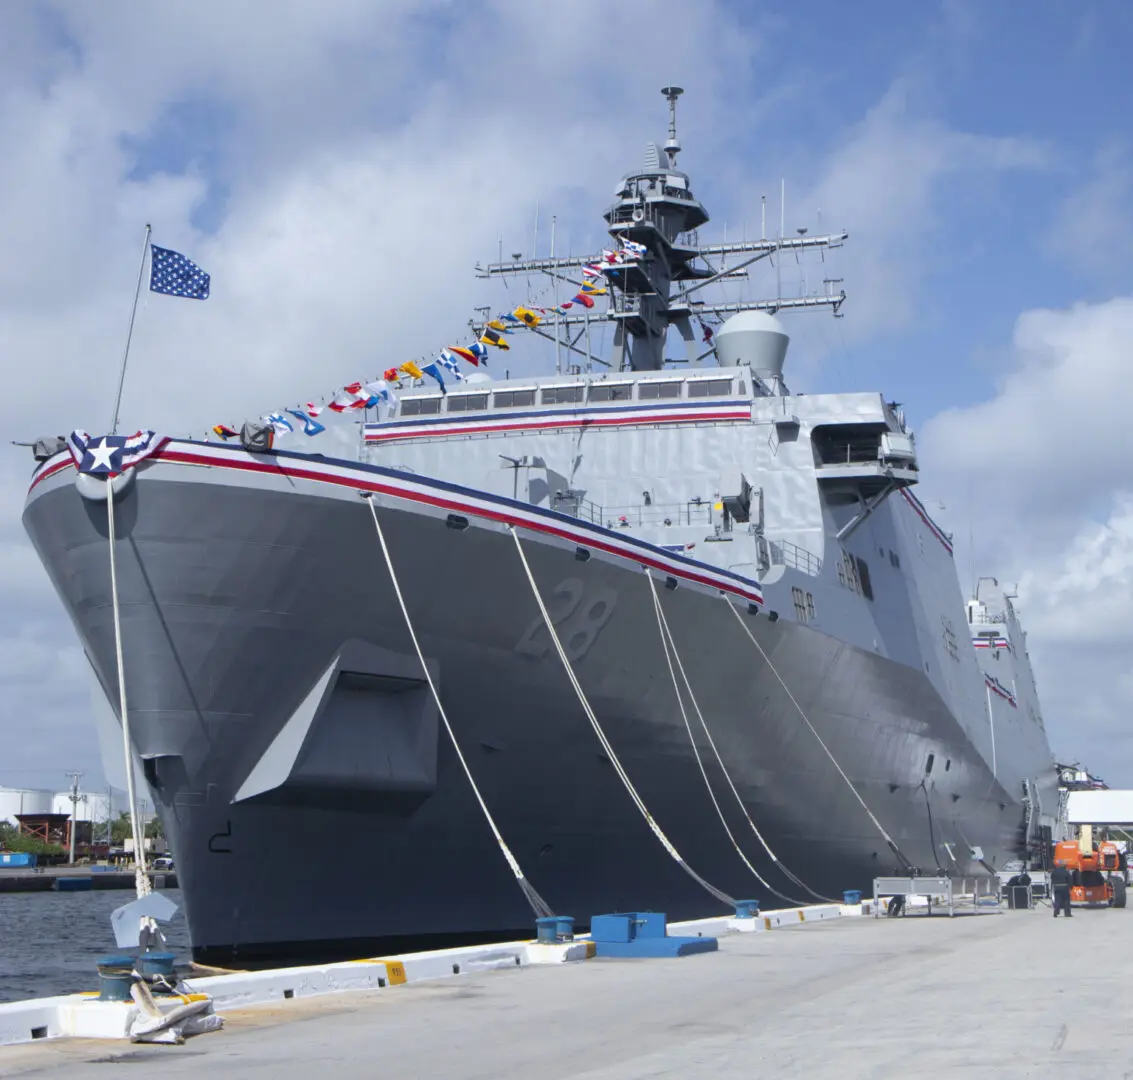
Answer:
[97, 955, 135, 968]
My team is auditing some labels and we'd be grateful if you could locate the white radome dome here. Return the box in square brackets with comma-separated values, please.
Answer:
[714, 311, 790, 378]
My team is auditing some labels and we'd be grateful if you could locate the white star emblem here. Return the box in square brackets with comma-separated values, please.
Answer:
[87, 437, 118, 473]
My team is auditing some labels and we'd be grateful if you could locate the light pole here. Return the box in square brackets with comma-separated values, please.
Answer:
[66, 772, 83, 864]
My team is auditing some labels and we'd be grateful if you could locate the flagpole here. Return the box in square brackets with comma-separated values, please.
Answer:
[111, 224, 152, 435]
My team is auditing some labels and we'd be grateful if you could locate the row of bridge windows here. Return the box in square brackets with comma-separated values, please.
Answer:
[399, 377, 738, 416]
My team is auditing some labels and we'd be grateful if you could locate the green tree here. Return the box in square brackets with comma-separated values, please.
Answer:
[110, 812, 133, 845]
[0, 821, 65, 857]
[108, 811, 165, 846]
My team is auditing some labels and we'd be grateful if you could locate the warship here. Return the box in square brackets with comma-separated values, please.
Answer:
[22, 89, 1058, 964]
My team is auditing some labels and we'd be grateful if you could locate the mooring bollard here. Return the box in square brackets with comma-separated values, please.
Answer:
[535, 916, 575, 944]
[97, 955, 135, 1002]
[135, 951, 178, 993]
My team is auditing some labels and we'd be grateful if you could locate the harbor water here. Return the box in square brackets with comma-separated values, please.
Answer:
[0, 889, 188, 1003]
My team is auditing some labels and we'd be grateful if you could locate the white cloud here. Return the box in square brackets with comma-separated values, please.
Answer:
[923, 297, 1133, 532]
[1046, 141, 1133, 279]
[796, 80, 1046, 345]
[920, 296, 1133, 780]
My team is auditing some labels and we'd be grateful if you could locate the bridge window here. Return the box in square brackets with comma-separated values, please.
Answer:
[493, 390, 536, 408]
[589, 383, 633, 402]
[687, 378, 733, 398]
[541, 386, 584, 405]
[639, 381, 681, 400]
[401, 397, 442, 416]
[446, 393, 489, 412]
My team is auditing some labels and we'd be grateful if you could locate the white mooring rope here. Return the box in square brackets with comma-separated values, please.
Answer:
[647, 573, 836, 904]
[106, 479, 151, 899]
[509, 526, 735, 909]
[365, 497, 553, 919]
[645, 571, 801, 903]
[723, 597, 914, 872]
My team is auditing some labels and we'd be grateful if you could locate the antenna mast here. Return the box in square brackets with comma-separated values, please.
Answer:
[661, 85, 683, 168]
[476, 88, 847, 371]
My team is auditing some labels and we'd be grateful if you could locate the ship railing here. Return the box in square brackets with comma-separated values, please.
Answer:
[767, 538, 823, 577]
[551, 493, 713, 529]
[816, 438, 883, 466]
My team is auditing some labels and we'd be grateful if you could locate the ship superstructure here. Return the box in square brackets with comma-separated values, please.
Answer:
[21, 89, 1058, 964]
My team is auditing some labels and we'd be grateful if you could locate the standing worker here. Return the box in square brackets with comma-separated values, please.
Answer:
[1050, 863, 1072, 917]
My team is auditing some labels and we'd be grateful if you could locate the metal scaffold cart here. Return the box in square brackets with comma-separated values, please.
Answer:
[873, 876, 1001, 917]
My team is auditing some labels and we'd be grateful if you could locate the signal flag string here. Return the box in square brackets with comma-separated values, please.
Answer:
[509, 526, 736, 909]
[365, 496, 554, 920]
[723, 597, 915, 874]
[648, 572, 835, 904]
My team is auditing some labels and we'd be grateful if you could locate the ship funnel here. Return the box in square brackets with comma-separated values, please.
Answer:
[715, 311, 790, 381]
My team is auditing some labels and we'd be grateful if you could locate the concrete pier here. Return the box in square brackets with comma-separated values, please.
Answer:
[0, 868, 176, 893]
[3, 907, 1130, 1078]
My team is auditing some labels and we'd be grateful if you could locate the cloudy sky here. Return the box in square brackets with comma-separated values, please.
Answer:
[2, 1, 1131, 795]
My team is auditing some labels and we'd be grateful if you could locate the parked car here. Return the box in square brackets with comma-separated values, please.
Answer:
[152, 856, 175, 870]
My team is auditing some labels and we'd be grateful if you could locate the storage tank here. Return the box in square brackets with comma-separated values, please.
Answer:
[0, 787, 53, 826]
[714, 311, 790, 385]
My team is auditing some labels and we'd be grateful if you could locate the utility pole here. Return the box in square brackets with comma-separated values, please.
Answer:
[66, 771, 83, 865]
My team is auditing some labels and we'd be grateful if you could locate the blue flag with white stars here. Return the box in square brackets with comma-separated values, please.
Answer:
[150, 245, 210, 299]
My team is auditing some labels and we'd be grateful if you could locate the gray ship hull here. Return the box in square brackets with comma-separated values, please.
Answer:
[25, 445, 1034, 963]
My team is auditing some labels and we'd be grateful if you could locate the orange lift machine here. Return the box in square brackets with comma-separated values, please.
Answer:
[1052, 827, 1128, 908]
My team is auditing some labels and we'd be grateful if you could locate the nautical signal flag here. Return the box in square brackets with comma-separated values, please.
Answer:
[212, 424, 237, 440]
[448, 345, 479, 366]
[288, 409, 326, 436]
[150, 245, 210, 300]
[513, 306, 542, 327]
[467, 342, 490, 365]
[264, 412, 294, 435]
[421, 362, 447, 393]
[383, 367, 400, 382]
[579, 282, 606, 296]
[486, 319, 512, 334]
[480, 328, 511, 350]
[304, 402, 324, 418]
[436, 353, 464, 382]
[400, 360, 425, 379]
[363, 379, 395, 404]
[571, 292, 595, 308]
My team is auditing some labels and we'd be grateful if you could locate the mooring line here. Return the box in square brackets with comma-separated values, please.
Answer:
[645, 571, 803, 904]
[365, 497, 553, 919]
[509, 525, 735, 909]
[106, 479, 151, 900]
[647, 573, 837, 904]
[724, 596, 914, 873]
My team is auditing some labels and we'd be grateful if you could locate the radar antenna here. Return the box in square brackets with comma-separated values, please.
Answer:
[475, 88, 848, 372]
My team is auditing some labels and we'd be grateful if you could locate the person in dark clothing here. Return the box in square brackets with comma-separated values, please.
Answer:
[1050, 865, 1073, 917]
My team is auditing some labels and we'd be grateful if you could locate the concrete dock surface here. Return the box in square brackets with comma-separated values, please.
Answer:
[4, 906, 1131, 1079]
